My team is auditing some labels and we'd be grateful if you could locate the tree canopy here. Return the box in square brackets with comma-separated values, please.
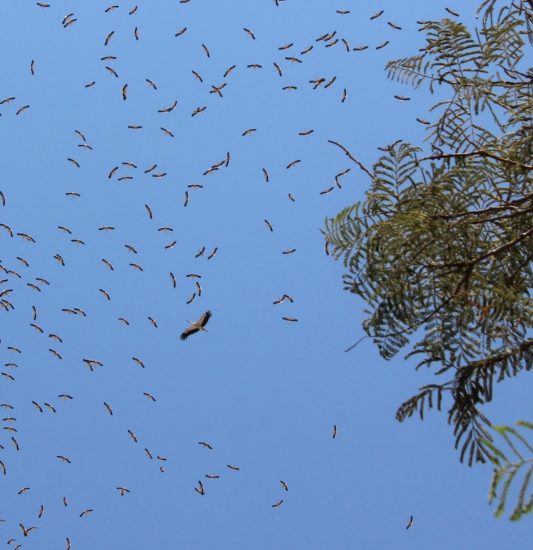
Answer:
[323, 0, 532, 519]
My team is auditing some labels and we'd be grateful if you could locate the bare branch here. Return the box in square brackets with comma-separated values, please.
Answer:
[327, 140, 375, 180]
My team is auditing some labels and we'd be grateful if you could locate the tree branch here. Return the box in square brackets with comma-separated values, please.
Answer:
[327, 140, 375, 180]
[428, 227, 533, 269]
[457, 339, 533, 382]
[416, 149, 533, 170]
[435, 192, 533, 221]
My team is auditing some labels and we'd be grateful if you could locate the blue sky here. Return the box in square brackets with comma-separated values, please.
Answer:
[0, 1, 532, 549]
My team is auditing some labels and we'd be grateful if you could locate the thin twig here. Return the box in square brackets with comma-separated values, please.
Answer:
[327, 140, 375, 180]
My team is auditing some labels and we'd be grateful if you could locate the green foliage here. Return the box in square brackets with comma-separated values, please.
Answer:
[323, 0, 532, 518]
[485, 421, 533, 520]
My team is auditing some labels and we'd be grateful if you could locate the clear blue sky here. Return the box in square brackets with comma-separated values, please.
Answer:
[0, 1, 531, 549]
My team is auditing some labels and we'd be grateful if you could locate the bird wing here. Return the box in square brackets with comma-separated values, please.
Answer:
[199, 310, 212, 327]
[180, 325, 200, 340]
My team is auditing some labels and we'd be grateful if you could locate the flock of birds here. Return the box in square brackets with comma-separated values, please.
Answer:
[0, 1, 462, 547]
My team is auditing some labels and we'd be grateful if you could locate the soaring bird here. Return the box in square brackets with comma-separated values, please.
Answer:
[19, 524, 37, 537]
[180, 311, 212, 340]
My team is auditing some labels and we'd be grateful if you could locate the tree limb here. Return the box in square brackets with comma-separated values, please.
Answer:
[327, 140, 375, 180]
[416, 149, 533, 170]
[428, 227, 533, 269]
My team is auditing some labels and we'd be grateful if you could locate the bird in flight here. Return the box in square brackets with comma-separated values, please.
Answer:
[19, 524, 37, 537]
[180, 311, 212, 340]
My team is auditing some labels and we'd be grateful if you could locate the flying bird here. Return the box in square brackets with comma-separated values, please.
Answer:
[181, 311, 212, 340]
[158, 100, 177, 113]
[286, 159, 301, 169]
[445, 7, 459, 16]
[161, 127, 174, 137]
[243, 27, 256, 40]
[19, 524, 37, 537]
[223, 65, 236, 77]
[388, 21, 402, 30]
[104, 31, 115, 45]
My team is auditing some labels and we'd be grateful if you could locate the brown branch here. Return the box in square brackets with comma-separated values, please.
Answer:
[457, 339, 533, 382]
[435, 192, 533, 221]
[327, 140, 375, 180]
[428, 227, 533, 269]
[416, 149, 533, 170]
[468, 205, 533, 224]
